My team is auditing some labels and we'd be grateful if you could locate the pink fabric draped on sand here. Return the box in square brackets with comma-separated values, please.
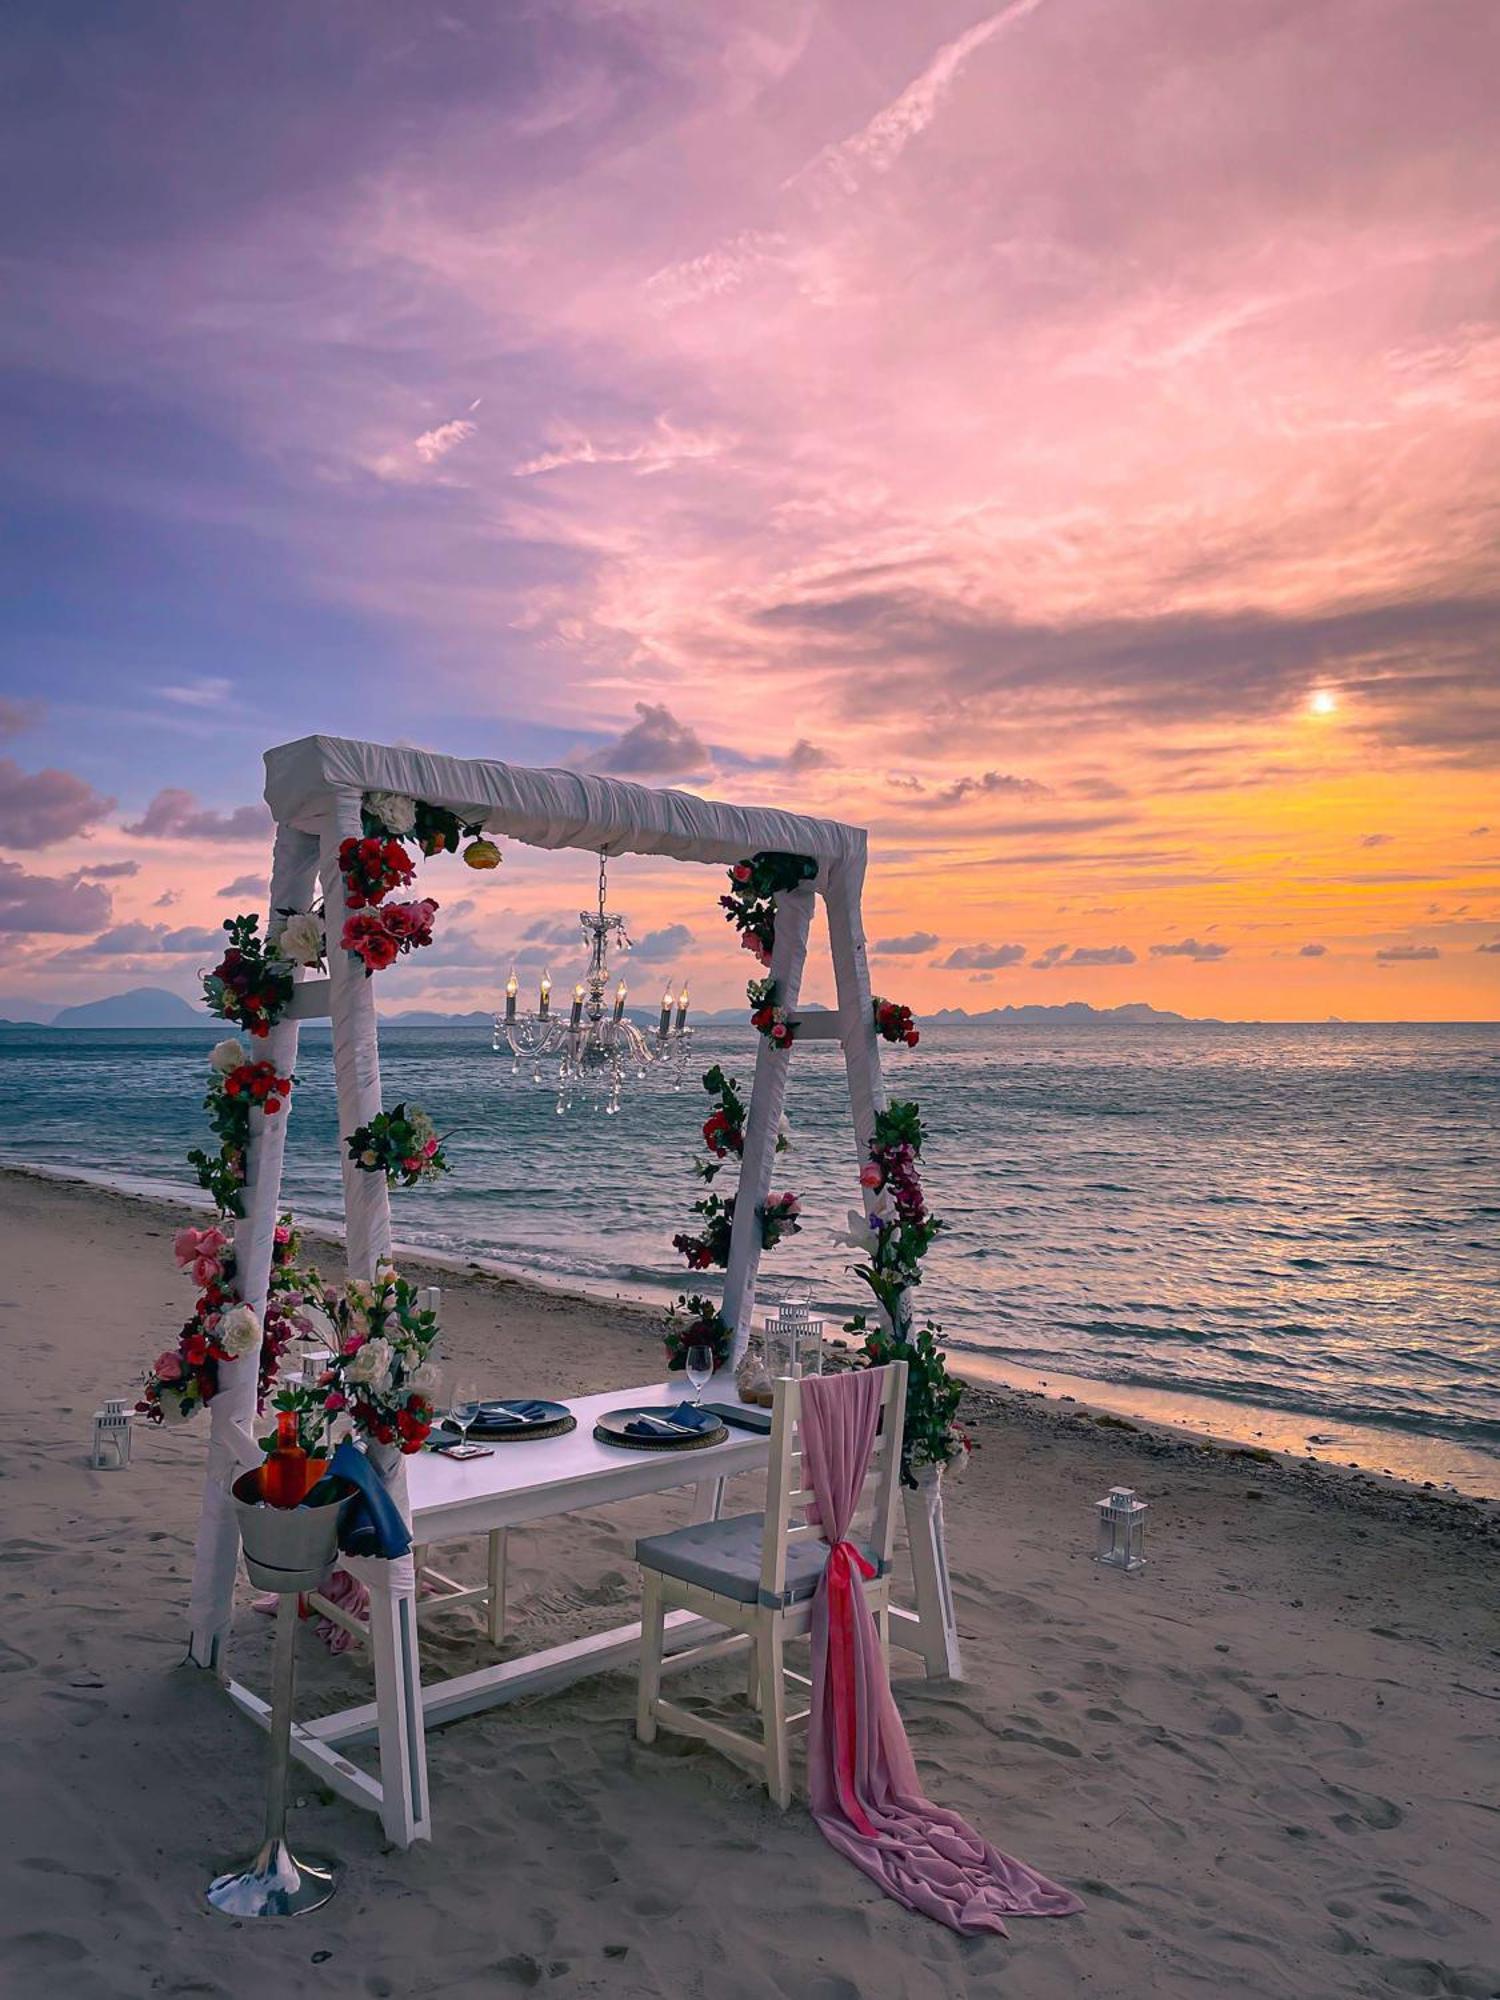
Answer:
[799, 1368, 1083, 1937]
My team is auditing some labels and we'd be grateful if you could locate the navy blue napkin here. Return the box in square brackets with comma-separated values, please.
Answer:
[329, 1439, 414, 1560]
[624, 1402, 716, 1439]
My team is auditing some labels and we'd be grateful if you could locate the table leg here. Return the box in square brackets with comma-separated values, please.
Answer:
[486, 1529, 507, 1644]
[360, 1552, 432, 1847]
[689, 1477, 726, 1524]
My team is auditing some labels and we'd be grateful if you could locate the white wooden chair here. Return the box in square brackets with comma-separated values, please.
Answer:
[634, 1360, 907, 1809]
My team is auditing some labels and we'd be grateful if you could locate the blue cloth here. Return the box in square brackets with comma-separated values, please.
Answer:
[624, 1401, 717, 1439]
[329, 1440, 413, 1561]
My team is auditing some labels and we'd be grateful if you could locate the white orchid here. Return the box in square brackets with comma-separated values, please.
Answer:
[216, 1303, 262, 1360]
[345, 1335, 393, 1390]
[870, 1186, 900, 1226]
[210, 1038, 247, 1074]
[277, 910, 325, 968]
[366, 790, 416, 836]
[839, 1207, 876, 1250]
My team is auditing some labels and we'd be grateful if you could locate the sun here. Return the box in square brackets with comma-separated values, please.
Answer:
[1308, 687, 1338, 717]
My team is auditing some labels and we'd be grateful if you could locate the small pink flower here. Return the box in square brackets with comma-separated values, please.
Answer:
[732, 864, 752, 883]
[155, 1351, 185, 1382]
[341, 1333, 366, 1356]
[859, 1163, 882, 1189]
[324, 1391, 347, 1412]
[274, 1225, 291, 1246]
[422, 1137, 439, 1157]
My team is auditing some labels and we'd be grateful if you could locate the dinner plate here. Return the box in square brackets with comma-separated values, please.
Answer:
[439, 1398, 573, 1441]
[592, 1404, 728, 1452]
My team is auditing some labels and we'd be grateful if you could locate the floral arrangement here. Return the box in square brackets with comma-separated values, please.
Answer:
[341, 896, 438, 975]
[202, 914, 295, 1039]
[672, 1188, 801, 1271]
[315, 1265, 441, 1453]
[748, 976, 795, 1049]
[187, 1039, 293, 1216]
[346, 1101, 449, 1187]
[362, 791, 498, 869]
[839, 1098, 966, 1482]
[137, 1218, 318, 1425]
[664, 1292, 734, 1371]
[695, 1064, 791, 1181]
[339, 834, 416, 908]
[873, 996, 921, 1048]
[720, 850, 818, 968]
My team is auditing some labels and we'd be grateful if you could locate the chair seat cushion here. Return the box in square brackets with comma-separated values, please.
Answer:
[635, 1512, 883, 1609]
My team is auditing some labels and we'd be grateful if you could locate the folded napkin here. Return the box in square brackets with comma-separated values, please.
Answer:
[329, 1440, 413, 1561]
[624, 1402, 717, 1439]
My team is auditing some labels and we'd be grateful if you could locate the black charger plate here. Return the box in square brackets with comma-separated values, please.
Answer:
[592, 1405, 728, 1452]
[439, 1398, 575, 1442]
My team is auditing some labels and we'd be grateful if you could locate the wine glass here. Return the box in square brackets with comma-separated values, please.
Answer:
[685, 1344, 714, 1407]
[449, 1375, 481, 1448]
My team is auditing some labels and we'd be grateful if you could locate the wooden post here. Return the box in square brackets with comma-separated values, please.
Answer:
[187, 823, 319, 1671]
[721, 881, 815, 1363]
[824, 848, 963, 1680]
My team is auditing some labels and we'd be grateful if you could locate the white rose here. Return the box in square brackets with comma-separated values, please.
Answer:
[407, 1361, 441, 1395]
[366, 791, 416, 836]
[210, 1038, 247, 1074]
[345, 1336, 393, 1390]
[278, 911, 325, 968]
[217, 1303, 262, 1359]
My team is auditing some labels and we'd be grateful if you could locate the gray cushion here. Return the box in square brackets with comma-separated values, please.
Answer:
[635, 1512, 882, 1610]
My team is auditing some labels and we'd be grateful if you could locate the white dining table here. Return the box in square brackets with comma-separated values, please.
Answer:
[224, 1377, 957, 1847]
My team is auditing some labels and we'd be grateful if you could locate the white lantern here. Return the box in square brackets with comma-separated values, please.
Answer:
[1094, 1486, 1146, 1572]
[764, 1300, 823, 1379]
[91, 1397, 134, 1470]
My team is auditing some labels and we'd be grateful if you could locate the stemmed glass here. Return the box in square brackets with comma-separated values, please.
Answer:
[449, 1375, 481, 1449]
[685, 1344, 714, 1407]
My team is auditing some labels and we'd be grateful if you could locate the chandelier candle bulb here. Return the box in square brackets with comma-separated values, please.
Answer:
[538, 971, 551, 1019]
[659, 987, 673, 1036]
[1095, 1486, 1148, 1572]
[613, 978, 627, 1024]
[675, 986, 689, 1031]
[505, 968, 517, 1024]
[570, 983, 584, 1030]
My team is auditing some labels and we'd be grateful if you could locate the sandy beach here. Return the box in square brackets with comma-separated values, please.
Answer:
[1, 1164, 1497, 2000]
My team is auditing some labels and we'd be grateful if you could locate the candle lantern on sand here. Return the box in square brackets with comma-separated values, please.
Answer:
[91, 1397, 133, 1469]
[1094, 1486, 1147, 1572]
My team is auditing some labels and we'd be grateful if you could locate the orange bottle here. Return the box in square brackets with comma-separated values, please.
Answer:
[261, 1409, 310, 1509]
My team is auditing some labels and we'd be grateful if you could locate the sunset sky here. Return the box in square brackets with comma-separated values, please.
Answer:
[2, 0, 1497, 1021]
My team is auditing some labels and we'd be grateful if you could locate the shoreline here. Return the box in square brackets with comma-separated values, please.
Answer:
[8, 1158, 1498, 1505]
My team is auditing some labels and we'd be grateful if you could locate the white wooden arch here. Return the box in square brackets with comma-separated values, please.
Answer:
[185, 735, 959, 1843]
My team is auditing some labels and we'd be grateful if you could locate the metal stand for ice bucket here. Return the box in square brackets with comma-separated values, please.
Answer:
[206, 1472, 354, 1918]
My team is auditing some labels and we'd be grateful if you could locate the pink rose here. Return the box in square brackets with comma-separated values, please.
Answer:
[859, 1164, 882, 1189]
[422, 1138, 438, 1157]
[155, 1351, 185, 1383]
[341, 1333, 365, 1356]
[732, 864, 752, 883]
[191, 1254, 223, 1288]
[324, 1391, 347, 1412]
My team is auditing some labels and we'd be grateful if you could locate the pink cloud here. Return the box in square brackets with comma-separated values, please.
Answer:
[123, 789, 272, 843]
[0, 861, 113, 934]
[0, 760, 115, 849]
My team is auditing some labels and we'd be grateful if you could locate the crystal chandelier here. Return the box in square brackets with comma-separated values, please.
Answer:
[493, 851, 693, 1114]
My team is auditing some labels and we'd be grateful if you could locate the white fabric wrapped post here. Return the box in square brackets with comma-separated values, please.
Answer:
[824, 849, 964, 1681]
[187, 824, 319, 1672]
[721, 881, 816, 1364]
[318, 791, 430, 1847]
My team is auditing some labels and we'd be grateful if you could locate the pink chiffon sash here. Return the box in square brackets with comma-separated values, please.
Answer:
[799, 1368, 1083, 1936]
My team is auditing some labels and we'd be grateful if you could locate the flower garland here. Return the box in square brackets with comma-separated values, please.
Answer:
[315, 1265, 441, 1452]
[186, 1038, 293, 1217]
[873, 996, 921, 1048]
[695, 1064, 789, 1182]
[720, 851, 818, 969]
[363, 792, 499, 870]
[341, 896, 438, 975]
[339, 834, 416, 908]
[671, 1188, 802, 1272]
[346, 1102, 450, 1187]
[137, 1219, 318, 1426]
[202, 914, 295, 1038]
[840, 1098, 966, 1483]
[665, 1292, 734, 1371]
[747, 976, 795, 1049]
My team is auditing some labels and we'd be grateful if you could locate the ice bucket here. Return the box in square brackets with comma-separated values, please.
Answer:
[231, 1471, 356, 1593]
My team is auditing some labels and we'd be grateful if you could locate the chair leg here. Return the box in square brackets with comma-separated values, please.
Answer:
[486, 1529, 507, 1644]
[636, 1571, 664, 1745]
[746, 1632, 762, 1712]
[763, 1621, 791, 1810]
[876, 1598, 892, 1678]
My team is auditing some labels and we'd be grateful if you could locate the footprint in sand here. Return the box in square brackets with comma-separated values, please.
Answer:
[1325, 1779, 1404, 1831]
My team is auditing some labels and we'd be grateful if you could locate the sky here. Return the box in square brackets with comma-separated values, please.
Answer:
[1, 0, 1497, 1022]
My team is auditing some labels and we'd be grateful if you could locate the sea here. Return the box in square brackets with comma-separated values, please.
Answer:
[3, 1021, 1497, 1494]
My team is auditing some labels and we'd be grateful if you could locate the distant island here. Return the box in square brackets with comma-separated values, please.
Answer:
[929, 1000, 1218, 1026]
